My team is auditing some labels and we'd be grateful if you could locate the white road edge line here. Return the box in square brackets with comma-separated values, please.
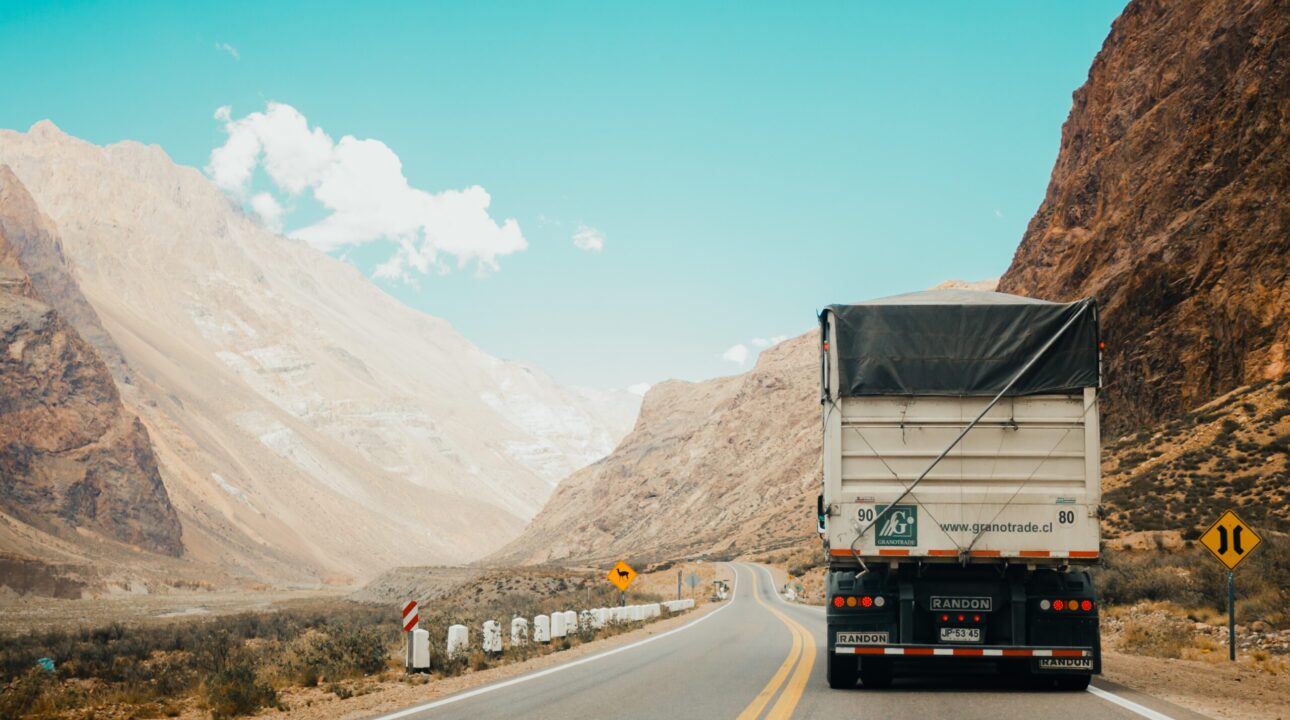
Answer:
[1088, 684, 1176, 720]
[372, 564, 741, 720]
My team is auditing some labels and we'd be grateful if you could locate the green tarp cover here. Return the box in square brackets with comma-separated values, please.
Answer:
[823, 290, 1099, 397]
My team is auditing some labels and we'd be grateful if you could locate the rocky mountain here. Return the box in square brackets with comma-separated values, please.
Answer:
[998, 0, 1288, 436]
[0, 122, 637, 583]
[0, 167, 182, 559]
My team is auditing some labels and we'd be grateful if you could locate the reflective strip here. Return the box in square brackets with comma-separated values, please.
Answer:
[828, 549, 1100, 559]
[833, 646, 1093, 657]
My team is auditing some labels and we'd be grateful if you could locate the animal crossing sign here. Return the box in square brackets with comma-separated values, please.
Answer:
[608, 560, 637, 592]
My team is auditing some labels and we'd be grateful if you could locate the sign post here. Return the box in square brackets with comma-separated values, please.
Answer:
[607, 560, 637, 607]
[1198, 510, 1262, 661]
[677, 569, 682, 601]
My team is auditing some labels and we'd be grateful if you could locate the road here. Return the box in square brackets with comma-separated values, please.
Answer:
[375, 564, 1208, 720]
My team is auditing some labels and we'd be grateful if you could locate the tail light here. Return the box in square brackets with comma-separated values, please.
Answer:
[1040, 598, 1095, 612]
[831, 595, 887, 609]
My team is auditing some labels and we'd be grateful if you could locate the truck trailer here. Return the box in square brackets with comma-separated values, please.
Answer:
[818, 289, 1102, 690]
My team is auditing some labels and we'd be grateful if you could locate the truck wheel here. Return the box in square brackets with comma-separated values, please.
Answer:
[827, 653, 858, 689]
[859, 659, 893, 689]
[1054, 674, 1091, 691]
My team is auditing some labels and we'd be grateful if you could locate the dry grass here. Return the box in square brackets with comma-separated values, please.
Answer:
[0, 570, 670, 719]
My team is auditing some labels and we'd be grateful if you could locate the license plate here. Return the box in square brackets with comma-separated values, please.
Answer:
[939, 627, 981, 643]
[836, 631, 888, 645]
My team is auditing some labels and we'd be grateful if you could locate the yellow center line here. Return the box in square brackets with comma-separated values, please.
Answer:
[736, 567, 802, 720]
[736, 564, 817, 720]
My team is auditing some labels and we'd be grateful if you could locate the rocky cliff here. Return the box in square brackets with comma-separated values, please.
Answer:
[0, 168, 182, 557]
[998, 0, 1289, 435]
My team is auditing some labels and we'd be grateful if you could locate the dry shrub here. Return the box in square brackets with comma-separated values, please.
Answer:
[1118, 615, 1196, 659]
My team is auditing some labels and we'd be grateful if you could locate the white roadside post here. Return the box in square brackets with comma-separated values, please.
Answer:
[409, 628, 430, 671]
[550, 612, 567, 639]
[447, 624, 469, 658]
[482, 620, 502, 654]
[564, 610, 578, 633]
[511, 617, 529, 646]
[534, 614, 551, 643]
[580, 609, 596, 631]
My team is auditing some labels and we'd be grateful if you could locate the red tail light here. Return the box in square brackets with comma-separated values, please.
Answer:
[861, 596, 873, 608]
[1052, 599, 1065, 611]
[833, 596, 844, 608]
[941, 614, 949, 622]
[957, 614, 965, 622]
[973, 614, 981, 622]
[1081, 600, 1093, 612]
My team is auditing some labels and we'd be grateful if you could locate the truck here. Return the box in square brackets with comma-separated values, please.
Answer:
[817, 289, 1102, 690]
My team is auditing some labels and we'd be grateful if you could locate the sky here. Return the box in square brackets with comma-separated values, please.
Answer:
[0, 1, 1126, 391]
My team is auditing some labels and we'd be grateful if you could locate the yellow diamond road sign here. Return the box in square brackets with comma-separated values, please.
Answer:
[607, 560, 637, 592]
[1199, 510, 1262, 571]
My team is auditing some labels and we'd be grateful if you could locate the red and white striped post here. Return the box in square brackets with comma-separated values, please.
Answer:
[402, 600, 420, 632]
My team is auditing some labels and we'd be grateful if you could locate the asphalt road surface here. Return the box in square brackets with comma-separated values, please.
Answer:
[375, 563, 1209, 720]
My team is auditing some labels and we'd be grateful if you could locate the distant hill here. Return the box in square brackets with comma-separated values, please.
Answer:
[490, 332, 820, 566]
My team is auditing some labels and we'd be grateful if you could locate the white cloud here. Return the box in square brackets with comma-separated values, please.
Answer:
[721, 344, 749, 366]
[214, 42, 240, 60]
[572, 224, 605, 252]
[207, 102, 526, 279]
[249, 192, 283, 232]
[626, 383, 651, 397]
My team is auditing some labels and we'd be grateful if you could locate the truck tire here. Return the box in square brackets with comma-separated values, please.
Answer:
[827, 653, 858, 689]
[859, 659, 893, 689]
[1054, 673, 1091, 691]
